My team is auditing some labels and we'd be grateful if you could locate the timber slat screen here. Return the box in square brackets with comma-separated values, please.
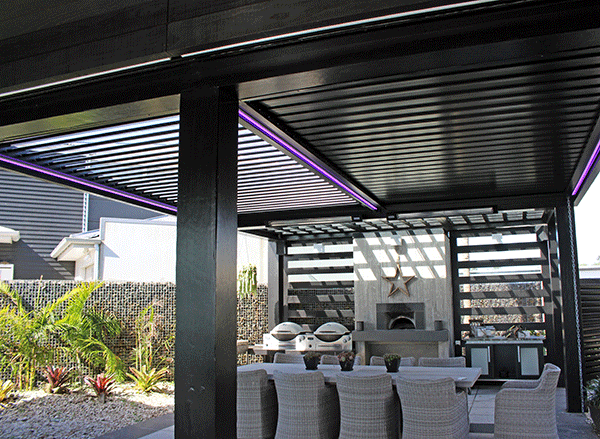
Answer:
[285, 238, 354, 331]
[581, 279, 600, 382]
[451, 227, 558, 364]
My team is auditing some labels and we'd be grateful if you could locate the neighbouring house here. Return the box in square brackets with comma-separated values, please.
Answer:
[0, 168, 160, 280]
[51, 215, 268, 282]
[0, 225, 20, 280]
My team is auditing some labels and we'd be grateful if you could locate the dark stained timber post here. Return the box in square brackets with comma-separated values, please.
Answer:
[175, 86, 238, 438]
[268, 239, 286, 330]
[556, 198, 584, 413]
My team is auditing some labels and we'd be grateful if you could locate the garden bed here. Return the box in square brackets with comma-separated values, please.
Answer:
[0, 382, 174, 439]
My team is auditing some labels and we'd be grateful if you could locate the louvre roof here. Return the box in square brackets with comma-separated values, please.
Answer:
[0, 114, 358, 215]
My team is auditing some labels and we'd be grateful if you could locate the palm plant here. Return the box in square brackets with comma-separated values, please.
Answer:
[131, 302, 162, 371]
[127, 302, 170, 391]
[0, 281, 74, 390]
[57, 282, 124, 380]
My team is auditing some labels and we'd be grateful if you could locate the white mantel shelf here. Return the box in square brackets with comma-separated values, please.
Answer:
[352, 329, 449, 343]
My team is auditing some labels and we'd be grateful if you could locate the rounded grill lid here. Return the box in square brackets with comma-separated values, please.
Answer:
[314, 322, 350, 342]
[270, 322, 305, 341]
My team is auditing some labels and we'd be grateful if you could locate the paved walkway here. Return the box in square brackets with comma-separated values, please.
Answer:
[97, 386, 597, 439]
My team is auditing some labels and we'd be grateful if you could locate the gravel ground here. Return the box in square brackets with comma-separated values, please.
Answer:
[0, 383, 174, 439]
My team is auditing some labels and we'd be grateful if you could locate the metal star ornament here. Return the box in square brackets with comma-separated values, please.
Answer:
[382, 261, 415, 297]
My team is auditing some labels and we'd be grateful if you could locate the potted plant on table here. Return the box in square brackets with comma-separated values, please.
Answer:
[337, 351, 355, 371]
[585, 378, 600, 430]
[303, 352, 321, 370]
[383, 353, 401, 373]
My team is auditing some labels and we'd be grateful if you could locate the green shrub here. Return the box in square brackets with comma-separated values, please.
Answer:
[126, 365, 168, 392]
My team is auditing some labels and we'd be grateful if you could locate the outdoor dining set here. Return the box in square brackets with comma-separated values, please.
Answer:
[236, 353, 561, 439]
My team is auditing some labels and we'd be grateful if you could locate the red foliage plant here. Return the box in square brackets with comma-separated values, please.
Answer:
[44, 366, 72, 394]
[84, 373, 115, 402]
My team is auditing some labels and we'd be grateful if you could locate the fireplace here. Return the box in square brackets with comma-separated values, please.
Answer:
[376, 303, 425, 330]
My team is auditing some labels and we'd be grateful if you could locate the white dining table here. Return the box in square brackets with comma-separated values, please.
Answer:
[238, 363, 481, 389]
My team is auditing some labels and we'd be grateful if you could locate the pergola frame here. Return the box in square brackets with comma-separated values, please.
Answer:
[1, 1, 598, 436]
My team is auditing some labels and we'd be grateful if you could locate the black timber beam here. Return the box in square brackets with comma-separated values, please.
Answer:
[175, 86, 238, 438]
[1, 1, 599, 127]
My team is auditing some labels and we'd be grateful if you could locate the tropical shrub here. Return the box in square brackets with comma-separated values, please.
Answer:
[44, 365, 72, 394]
[0, 281, 124, 389]
[0, 282, 70, 389]
[57, 282, 124, 380]
[126, 365, 168, 392]
[84, 373, 115, 403]
[0, 380, 15, 402]
[237, 264, 257, 298]
[130, 301, 172, 373]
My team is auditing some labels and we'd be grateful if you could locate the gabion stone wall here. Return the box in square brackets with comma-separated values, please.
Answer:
[0, 280, 268, 377]
[1, 280, 176, 377]
[237, 284, 268, 364]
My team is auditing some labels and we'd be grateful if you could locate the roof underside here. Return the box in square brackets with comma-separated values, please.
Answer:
[0, 1, 599, 238]
[246, 49, 600, 205]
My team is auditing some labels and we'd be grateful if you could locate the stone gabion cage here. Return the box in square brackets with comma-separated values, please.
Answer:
[0, 280, 268, 379]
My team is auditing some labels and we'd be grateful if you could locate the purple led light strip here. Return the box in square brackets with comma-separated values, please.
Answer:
[0, 154, 177, 213]
[572, 137, 600, 197]
[238, 109, 378, 211]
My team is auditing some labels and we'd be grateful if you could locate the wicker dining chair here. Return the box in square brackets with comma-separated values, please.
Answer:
[370, 356, 416, 366]
[336, 373, 399, 439]
[273, 370, 340, 439]
[237, 369, 278, 439]
[396, 377, 469, 439]
[401, 357, 417, 366]
[321, 354, 339, 365]
[494, 363, 561, 439]
[418, 356, 466, 367]
[273, 352, 304, 364]
[370, 355, 386, 366]
[354, 354, 363, 366]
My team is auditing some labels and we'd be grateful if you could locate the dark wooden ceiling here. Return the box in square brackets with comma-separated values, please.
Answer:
[246, 46, 600, 206]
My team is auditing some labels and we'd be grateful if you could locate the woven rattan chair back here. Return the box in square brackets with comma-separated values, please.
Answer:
[337, 373, 399, 439]
[237, 369, 278, 439]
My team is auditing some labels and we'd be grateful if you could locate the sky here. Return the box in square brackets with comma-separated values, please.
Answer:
[575, 174, 600, 266]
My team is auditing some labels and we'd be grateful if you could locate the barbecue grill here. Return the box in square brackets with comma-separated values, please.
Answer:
[312, 322, 352, 352]
[261, 321, 352, 353]
[262, 321, 307, 351]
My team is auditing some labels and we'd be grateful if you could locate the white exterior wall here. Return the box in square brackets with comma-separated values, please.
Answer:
[74, 246, 98, 281]
[237, 231, 268, 284]
[93, 217, 269, 283]
[99, 218, 176, 282]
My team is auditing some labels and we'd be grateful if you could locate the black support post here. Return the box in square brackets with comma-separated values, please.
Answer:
[449, 230, 462, 357]
[267, 239, 286, 330]
[556, 198, 584, 412]
[546, 214, 565, 387]
[175, 86, 239, 438]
